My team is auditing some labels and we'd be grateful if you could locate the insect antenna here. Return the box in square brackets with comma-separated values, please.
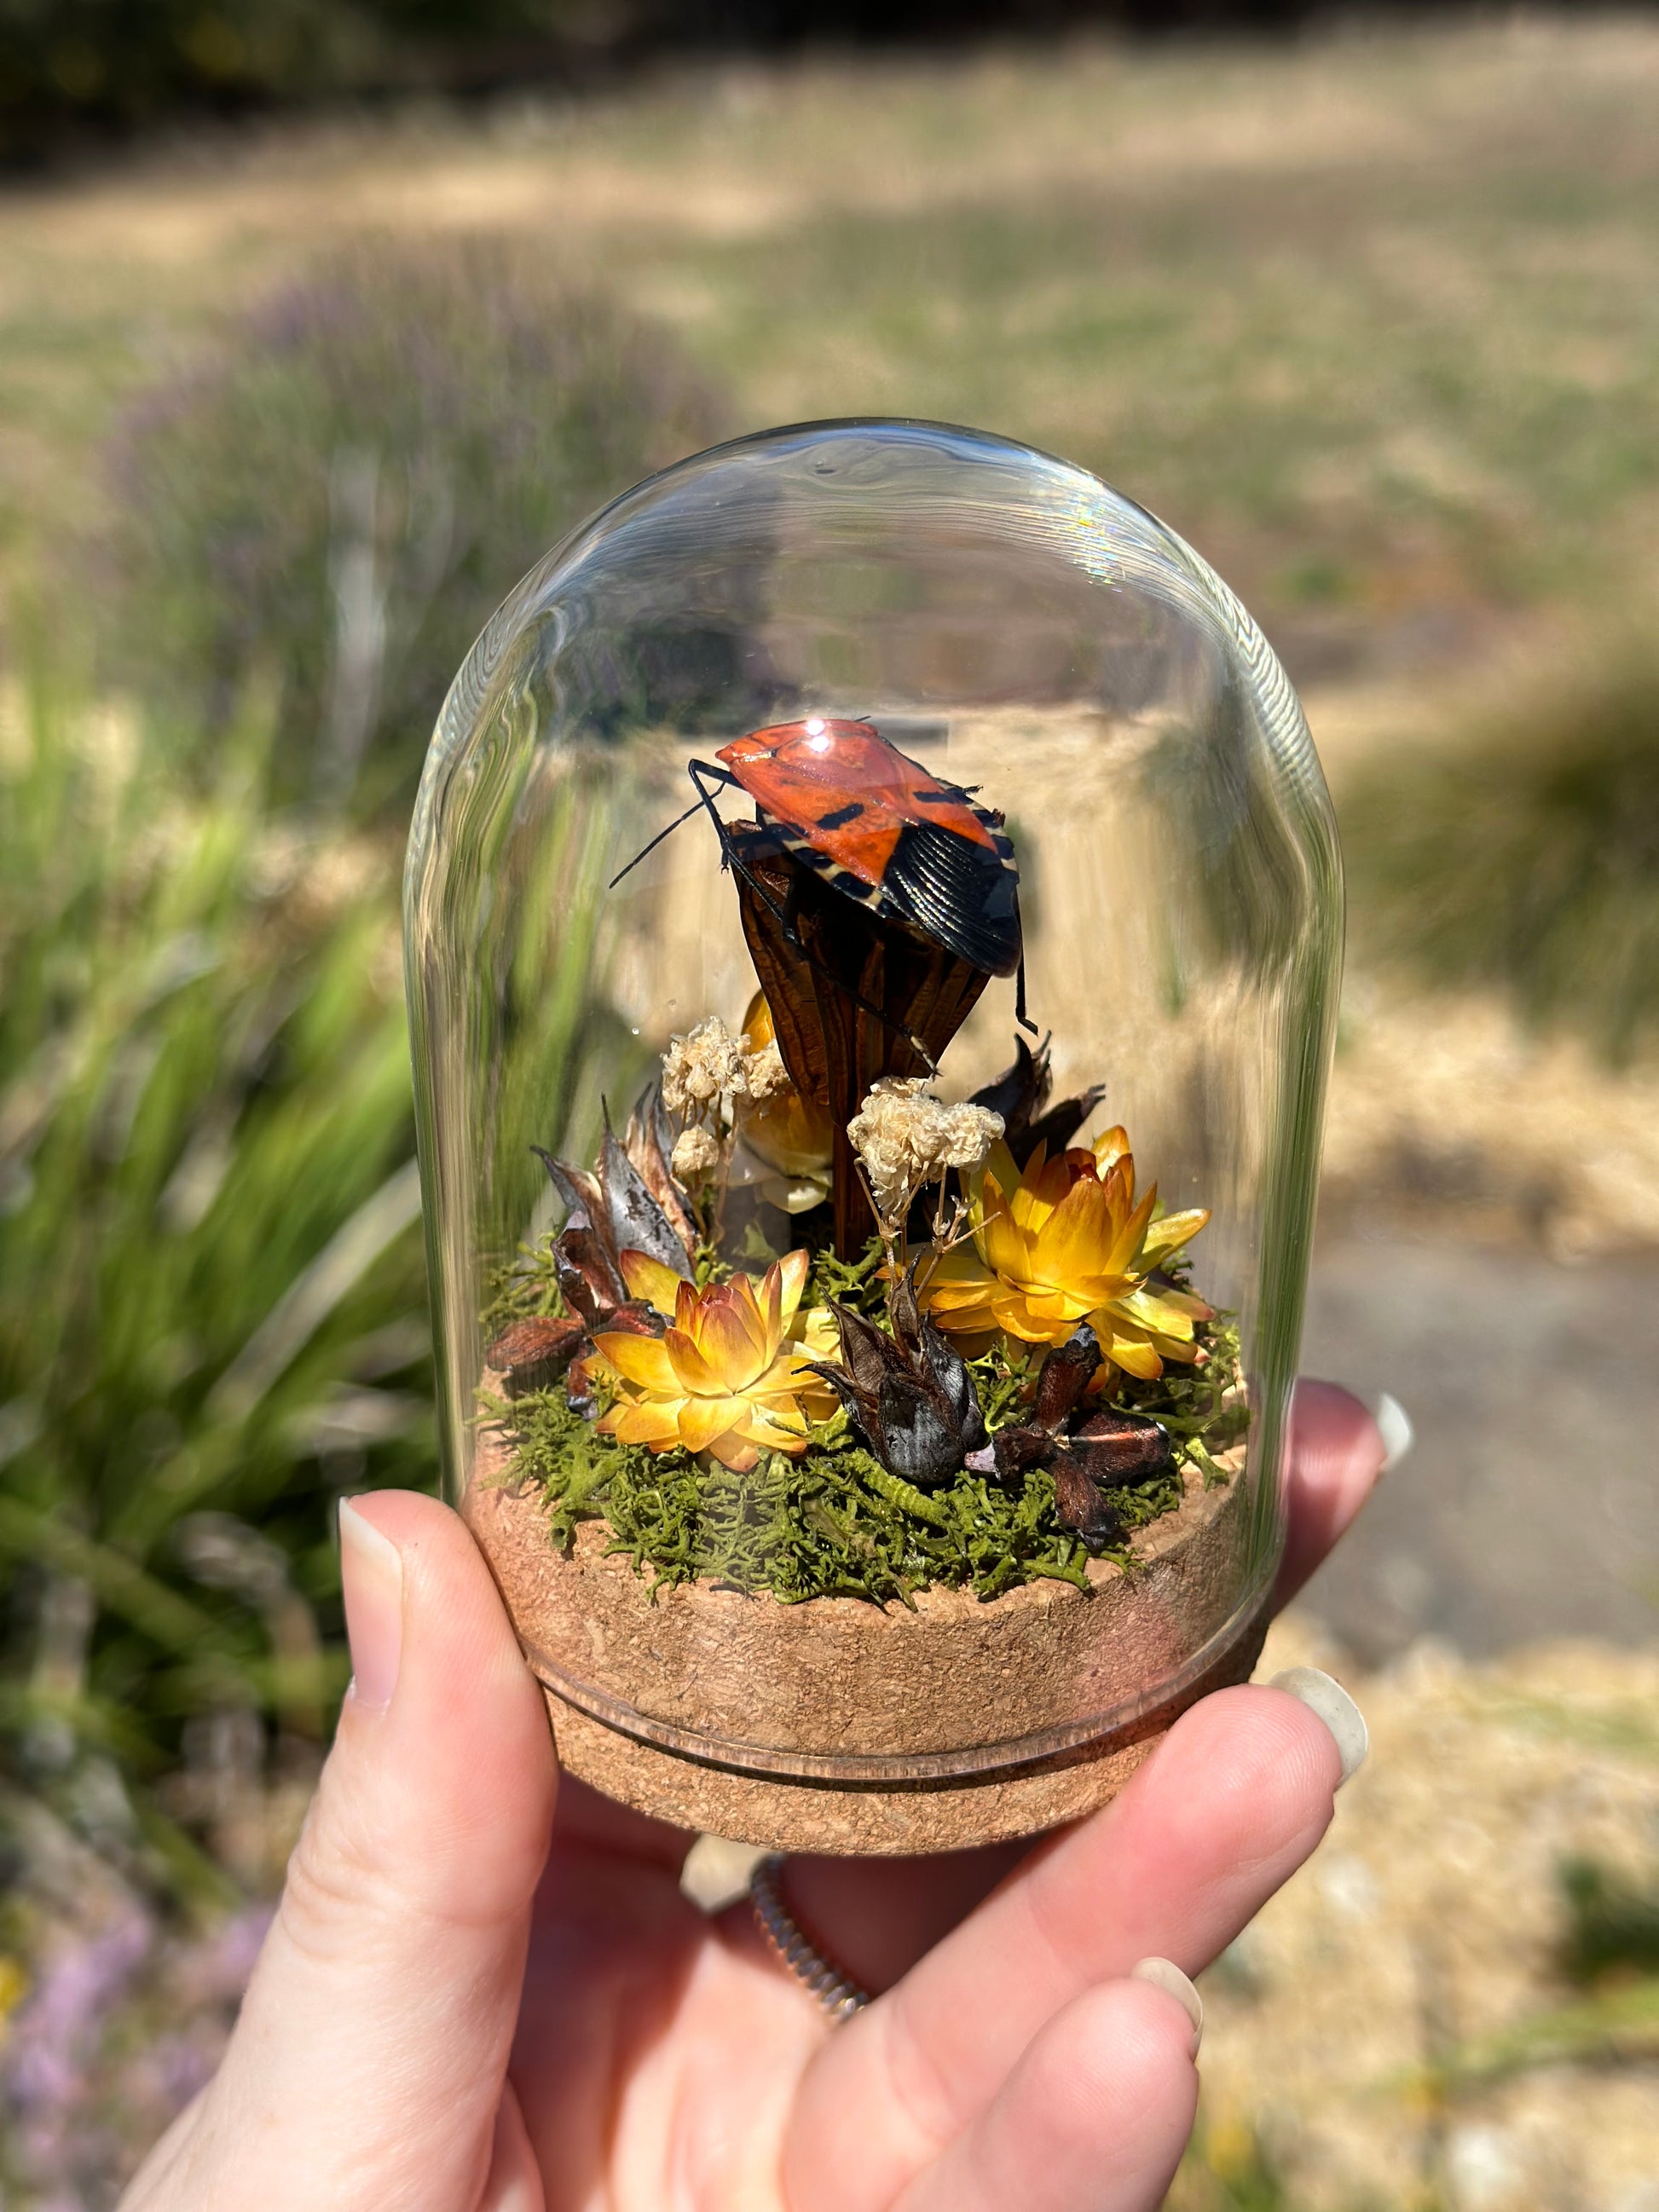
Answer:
[608, 760, 743, 888]
[619, 760, 941, 1071]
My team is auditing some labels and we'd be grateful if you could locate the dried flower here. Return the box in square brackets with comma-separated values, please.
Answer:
[534, 1120, 692, 1331]
[485, 1314, 587, 1398]
[733, 993, 835, 1202]
[622, 1082, 699, 1252]
[922, 1132, 1211, 1379]
[742, 1038, 791, 1100]
[525, 1110, 692, 1411]
[969, 1034, 1105, 1170]
[661, 1016, 750, 1118]
[964, 1321, 1174, 1548]
[670, 1126, 722, 1184]
[847, 1077, 1005, 1222]
[592, 1250, 838, 1470]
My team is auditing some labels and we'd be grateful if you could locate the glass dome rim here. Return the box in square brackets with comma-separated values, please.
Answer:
[412, 412, 1322, 847]
[485, 410, 1228, 627]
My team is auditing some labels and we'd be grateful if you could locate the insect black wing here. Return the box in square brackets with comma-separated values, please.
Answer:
[876, 819, 1022, 978]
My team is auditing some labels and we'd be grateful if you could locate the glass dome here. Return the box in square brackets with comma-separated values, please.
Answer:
[404, 419, 1341, 1853]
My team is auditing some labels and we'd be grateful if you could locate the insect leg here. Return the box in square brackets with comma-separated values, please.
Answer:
[685, 760, 749, 876]
[1014, 895, 1038, 1036]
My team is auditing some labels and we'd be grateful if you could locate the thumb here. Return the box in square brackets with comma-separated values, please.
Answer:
[132, 1493, 556, 2211]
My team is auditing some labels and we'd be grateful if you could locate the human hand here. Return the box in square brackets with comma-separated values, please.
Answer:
[121, 1378, 1388, 2212]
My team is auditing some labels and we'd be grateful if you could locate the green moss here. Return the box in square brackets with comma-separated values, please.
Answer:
[488, 1314, 1245, 1608]
[479, 1233, 566, 1341]
[804, 1235, 889, 1318]
[1120, 1313, 1249, 1480]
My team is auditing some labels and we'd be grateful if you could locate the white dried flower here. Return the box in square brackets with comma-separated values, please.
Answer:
[742, 1040, 791, 1101]
[661, 1016, 749, 1118]
[847, 1077, 1004, 1222]
[671, 1126, 723, 1185]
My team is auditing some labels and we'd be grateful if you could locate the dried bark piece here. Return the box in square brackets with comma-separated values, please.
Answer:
[728, 823, 991, 1256]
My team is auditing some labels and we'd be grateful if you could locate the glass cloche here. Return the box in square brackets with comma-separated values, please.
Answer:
[403, 419, 1341, 1853]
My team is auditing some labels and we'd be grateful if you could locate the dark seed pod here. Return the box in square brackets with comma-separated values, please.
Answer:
[1049, 1450, 1125, 1552]
[1030, 1321, 1101, 1430]
[1066, 1408, 1174, 1487]
[969, 1037, 1105, 1170]
[807, 1265, 988, 1487]
[487, 1315, 587, 1398]
[974, 1320, 1175, 1545]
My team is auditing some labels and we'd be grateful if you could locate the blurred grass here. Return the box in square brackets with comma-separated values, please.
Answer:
[0, 660, 428, 1878]
[0, 3, 1650, 1880]
[3, 20, 1659, 676]
[1560, 1855, 1659, 1984]
[0, 20, 1653, 2200]
[1340, 655, 1659, 1066]
[96, 236, 726, 813]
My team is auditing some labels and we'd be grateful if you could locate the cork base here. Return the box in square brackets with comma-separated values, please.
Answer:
[467, 1395, 1274, 1851]
[538, 1589, 1271, 1851]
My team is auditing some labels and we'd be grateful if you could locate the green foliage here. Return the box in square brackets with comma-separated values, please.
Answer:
[1406, 1974, 1659, 2094]
[1171, 2115, 1297, 2212]
[0, 666, 432, 1874]
[1559, 1855, 1659, 1983]
[0, 3, 622, 157]
[480, 1233, 566, 1343]
[499, 1321, 1241, 1606]
[99, 236, 728, 811]
[1342, 656, 1659, 1066]
[804, 1235, 887, 1319]
[1120, 1313, 1250, 1478]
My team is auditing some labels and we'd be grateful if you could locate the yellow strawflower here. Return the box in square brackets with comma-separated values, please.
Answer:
[920, 1130, 1211, 1379]
[593, 1249, 836, 1471]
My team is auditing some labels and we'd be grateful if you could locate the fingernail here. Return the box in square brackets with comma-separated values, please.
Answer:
[679, 1834, 767, 1915]
[1372, 1392, 1414, 1472]
[1269, 1665, 1368, 1786]
[339, 1498, 403, 1712]
[1131, 1957, 1203, 2054]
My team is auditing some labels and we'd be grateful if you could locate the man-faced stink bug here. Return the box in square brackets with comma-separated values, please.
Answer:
[614, 716, 1027, 1024]
[612, 715, 1032, 1254]
[712, 719, 1022, 981]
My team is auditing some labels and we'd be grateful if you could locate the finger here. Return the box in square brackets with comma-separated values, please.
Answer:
[125, 1493, 556, 2210]
[480, 2080, 547, 2212]
[1275, 1378, 1390, 1605]
[787, 1678, 1356, 2211]
[893, 1978, 1199, 2212]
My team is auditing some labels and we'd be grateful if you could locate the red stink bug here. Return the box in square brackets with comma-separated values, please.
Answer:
[713, 719, 1021, 979]
[613, 716, 1029, 1032]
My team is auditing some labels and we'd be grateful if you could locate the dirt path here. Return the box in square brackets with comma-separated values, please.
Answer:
[1300, 1233, 1659, 1663]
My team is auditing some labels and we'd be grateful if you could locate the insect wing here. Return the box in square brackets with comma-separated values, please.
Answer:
[878, 817, 1022, 977]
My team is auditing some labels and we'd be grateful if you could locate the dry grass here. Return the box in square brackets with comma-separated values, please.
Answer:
[1176, 1613, 1659, 2212]
[4, 14, 1659, 685]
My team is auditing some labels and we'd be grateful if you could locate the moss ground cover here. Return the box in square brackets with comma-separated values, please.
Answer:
[484, 1234, 1245, 1604]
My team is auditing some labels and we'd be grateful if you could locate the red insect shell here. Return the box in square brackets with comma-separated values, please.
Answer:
[714, 718, 1022, 980]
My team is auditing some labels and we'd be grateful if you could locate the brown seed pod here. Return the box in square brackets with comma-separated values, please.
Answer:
[972, 1321, 1175, 1551]
[807, 1267, 988, 1488]
[1066, 1407, 1177, 1487]
[487, 1314, 587, 1399]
